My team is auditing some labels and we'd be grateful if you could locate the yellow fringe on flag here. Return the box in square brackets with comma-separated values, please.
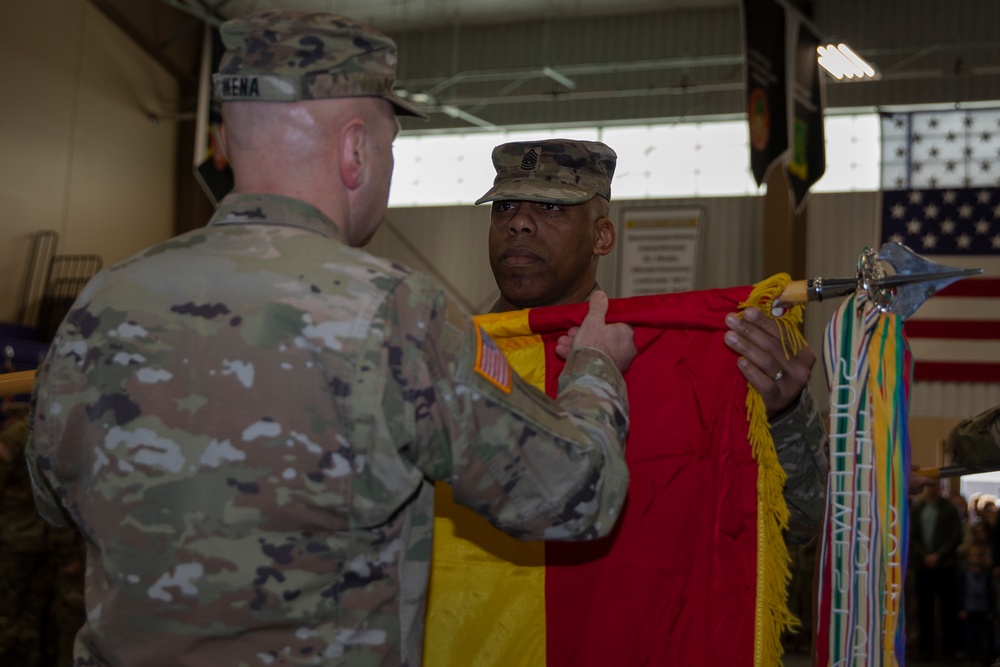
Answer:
[738, 273, 807, 667]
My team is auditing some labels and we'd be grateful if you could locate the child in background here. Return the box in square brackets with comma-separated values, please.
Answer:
[959, 544, 995, 665]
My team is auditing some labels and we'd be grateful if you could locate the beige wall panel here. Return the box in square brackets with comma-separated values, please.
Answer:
[0, 0, 86, 323]
[369, 206, 499, 314]
[909, 416, 961, 469]
[61, 5, 177, 262]
[0, 0, 178, 325]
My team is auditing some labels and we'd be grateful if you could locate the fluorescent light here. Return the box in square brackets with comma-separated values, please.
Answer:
[817, 43, 878, 80]
[836, 44, 876, 78]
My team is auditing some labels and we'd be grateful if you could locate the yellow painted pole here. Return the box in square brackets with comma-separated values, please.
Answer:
[915, 465, 985, 479]
[0, 370, 36, 398]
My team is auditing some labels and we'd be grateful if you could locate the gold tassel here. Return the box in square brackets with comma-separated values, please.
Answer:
[739, 273, 804, 667]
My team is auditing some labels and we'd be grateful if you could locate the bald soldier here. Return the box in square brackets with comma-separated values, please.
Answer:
[26, 15, 638, 667]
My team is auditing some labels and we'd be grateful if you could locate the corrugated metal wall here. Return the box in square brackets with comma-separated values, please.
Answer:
[815, 0, 1000, 110]
[375, 190, 999, 421]
[393, 7, 746, 131]
[374, 0, 1000, 433]
[393, 0, 1000, 134]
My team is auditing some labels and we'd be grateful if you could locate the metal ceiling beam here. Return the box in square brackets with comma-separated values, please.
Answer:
[436, 80, 744, 109]
[399, 54, 743, 96]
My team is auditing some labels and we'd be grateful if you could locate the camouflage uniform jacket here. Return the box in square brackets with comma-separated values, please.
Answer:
[947, 404, 1000, 470]
[489, 286, 828, 544]
[770, 389, 828, 544]
[27, 193, 631, 667]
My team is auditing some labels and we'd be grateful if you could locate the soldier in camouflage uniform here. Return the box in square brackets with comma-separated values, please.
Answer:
[0, 402, 48, 666]
[947, 404, 1000, 471]
[477, 138, 829, 543]
[26, 11, 637, 667]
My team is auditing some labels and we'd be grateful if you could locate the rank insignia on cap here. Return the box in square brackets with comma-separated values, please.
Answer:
[474, 325, 512, 393]
[519, 148, 540, 171]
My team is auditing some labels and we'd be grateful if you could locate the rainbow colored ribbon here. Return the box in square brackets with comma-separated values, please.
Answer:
[817, 291, 911, 666]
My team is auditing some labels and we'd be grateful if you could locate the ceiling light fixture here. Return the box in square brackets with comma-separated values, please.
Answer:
[409, 92, 435, 104]
[817, 43, 878, 80]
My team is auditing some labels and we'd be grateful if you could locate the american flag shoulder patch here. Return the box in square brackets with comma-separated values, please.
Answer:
[474, 325, 512, 393]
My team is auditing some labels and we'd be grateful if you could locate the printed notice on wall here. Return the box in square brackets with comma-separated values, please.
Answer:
[618, 207, 702, 297]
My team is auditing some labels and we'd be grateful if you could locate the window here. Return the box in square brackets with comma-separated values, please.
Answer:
[388, 113, 881, 207]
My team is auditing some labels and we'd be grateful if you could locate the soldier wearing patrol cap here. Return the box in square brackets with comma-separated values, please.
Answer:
[27, 11, 638, 667]
[476, 139, 619, 312]
[421, 138, 830, 665]
[476, 136, 827, 529]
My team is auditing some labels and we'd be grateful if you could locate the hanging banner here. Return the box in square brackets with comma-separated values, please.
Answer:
[742, 0, 789, 187]
[786, 19, 826, 211]
[617, 207, 702, 298]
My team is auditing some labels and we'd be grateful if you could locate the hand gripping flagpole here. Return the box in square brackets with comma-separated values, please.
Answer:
[784, 242, 981, 667]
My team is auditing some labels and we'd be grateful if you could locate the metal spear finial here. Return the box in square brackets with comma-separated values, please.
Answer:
[776, 241, 983, 319]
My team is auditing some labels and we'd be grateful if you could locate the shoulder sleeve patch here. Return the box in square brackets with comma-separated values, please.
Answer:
[474, 325, 512, 394]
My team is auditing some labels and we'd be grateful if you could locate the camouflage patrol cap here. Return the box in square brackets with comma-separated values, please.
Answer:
[475, 139, 617, 206]
[213, 10, 427, 119]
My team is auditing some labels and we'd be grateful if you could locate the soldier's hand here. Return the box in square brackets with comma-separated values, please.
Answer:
[724, 306, 815, 420]
[555, 291, 636, 373]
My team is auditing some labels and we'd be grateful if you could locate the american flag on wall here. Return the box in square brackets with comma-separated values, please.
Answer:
[880, 109, 1000, 382]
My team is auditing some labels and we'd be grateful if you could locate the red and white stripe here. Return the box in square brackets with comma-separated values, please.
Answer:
[904, 275, 1000, 382]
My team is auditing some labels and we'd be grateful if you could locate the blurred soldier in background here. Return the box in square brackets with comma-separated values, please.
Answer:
[0, 401, 85, 667]
[0, 402, 48, 666]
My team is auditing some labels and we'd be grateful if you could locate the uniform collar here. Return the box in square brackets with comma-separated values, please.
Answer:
[488, 282, 602, 314]
[208, 193, 344, 241]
